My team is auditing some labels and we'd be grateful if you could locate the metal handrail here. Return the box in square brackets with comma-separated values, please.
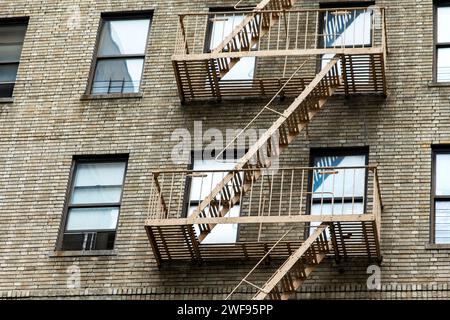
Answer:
[151, 165, 377, 175]
[178, 7, 386, 16]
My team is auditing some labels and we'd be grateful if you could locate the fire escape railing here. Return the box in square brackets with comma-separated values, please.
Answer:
[147, 166, 382, 234]
[173, 7, 387, 59]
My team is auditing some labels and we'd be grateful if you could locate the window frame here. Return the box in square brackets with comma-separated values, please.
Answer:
[86, 11, 152, 96]
[204, 7, 257, 80]
[318, 2, 376, 49]
[307, 147, 370, 216]
[183, 149, 245, 243]
[57, 154, 129, 251]
[433, 0, 450, 83]
[0, 17, 29, 99]
[431, 146, 450, 244]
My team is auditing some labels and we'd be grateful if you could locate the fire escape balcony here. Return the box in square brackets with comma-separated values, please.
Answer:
[145, 166, 382, 267]
[172, 5, 388, 103]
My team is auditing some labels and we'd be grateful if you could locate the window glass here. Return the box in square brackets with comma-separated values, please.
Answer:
[322, 9, 372, 48]
[209, 13, 245, 50]
[0, 83, 14, 97]
[435, 201, 450, 244]
[98, 19, 150, 56]
[0, 44, 23, 62]
[311, 202, 364, 215]
[312, 155, 366, 199]
[61, 159, 127, 251]
[74, 162, 126, 186]
[66, 207, 119, 231]
[92, 58, 144, 94]
[72, 186, 123, 204]
[437, 7, 450, 43]
[188, 157, 241, 244]
[0, 25, 27, 44]
[437, 48, 450, 82]
[208, 13, 256, 81]
[91, 16, 150, 94]
[436, 154, 450, 196]
[0, 64, 18, 82]
[0, 22, 27, 98]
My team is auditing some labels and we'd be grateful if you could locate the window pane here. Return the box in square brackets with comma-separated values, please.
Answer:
[74, 162, 126, 187]
[437, 48, 450, 82]
[98, 19, 150, 55]
[435, 201, 450, 244]
[0, 25, 27, 44]
[92, 58, 144, 94]
[190, 159, 238, 201]
[312, 155, 366, 198]
[0, 44, 23, 62]
[322, 9, 372, 48]
[188, 205, 240, 244]
[72, 186, 123, 204]
[66, 207, 119, 231]
[0, 64, 18, 82]
[310, 202, 364, 236]
[436, 154, 450, 196]
[62, 231, 115, 251]
[208, 13, 255, 81]
[221, 57, 255, 81]
[209, 13, 245, 50]
[0, 83, 15, 98]
[189, 158, 240, 244]
[311, 202, 364, 216]
[437, 7, 450, 43]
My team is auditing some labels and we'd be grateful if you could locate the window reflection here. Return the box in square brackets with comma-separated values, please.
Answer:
[188, 158, 241, 244]
[0, 22, 28, 98]
[208, 13, 256, 81]
[91, 16, 151, 94]
[436, 5, 450, 82]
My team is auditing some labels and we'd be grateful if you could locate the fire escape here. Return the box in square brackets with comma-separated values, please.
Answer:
[146, 0, 387, 300]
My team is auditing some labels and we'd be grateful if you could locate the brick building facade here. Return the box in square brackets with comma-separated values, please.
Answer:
[1, 0, 450, 300]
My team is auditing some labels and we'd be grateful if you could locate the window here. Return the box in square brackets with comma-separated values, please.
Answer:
[206, 10, 256, 81]
[89, 12, 151, 95]
[59, 156, 128, 251]
[0, 18, 28, 98]
[319, 2, 374, 69]
[185, 151, 243, 244]
[435, 1, 450, 82]
[432, 147, 450, 244]
[309, 148, 368, 216]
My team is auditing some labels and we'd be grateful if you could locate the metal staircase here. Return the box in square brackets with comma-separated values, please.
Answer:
[211, 0, 297, 78]
[225, 224, 330, 300]
[252, 224, 329, 300]
[144, 0, 387, 299]
[190, 56, 341, 242]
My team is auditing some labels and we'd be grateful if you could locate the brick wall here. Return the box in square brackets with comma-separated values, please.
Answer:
[1, 0, 450, 299]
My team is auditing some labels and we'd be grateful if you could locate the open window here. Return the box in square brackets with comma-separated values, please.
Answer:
[432, 147, 450, 244]
[206, 9, 256, 81]
[185, 150, 243, 244]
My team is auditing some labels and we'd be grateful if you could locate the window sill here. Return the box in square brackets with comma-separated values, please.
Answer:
[425, 244, 450, 250]
[428, 82, 450, 87]
[80, 93, 143, 100]
[49, 250, 117, 258]
[0, 97, 14, 104]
